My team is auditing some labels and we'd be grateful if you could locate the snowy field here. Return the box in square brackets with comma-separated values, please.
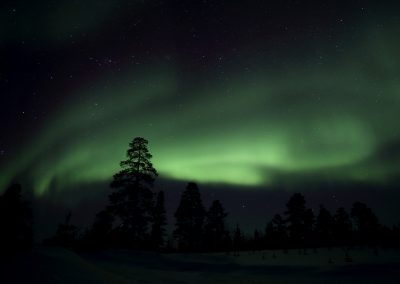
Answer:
[2, 247, 400, 284]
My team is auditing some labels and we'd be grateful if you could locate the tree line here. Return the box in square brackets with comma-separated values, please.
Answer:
[1, 137, 400, 257]
[46, 137, 400, 252]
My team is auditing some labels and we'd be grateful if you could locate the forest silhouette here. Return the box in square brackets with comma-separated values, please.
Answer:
[2, 137, 400, 257]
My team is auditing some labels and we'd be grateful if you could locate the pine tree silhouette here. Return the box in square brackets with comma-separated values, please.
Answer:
[85, 209, 114, 249]
[351, 202, 381, 245]
[285, 193, 308, 247]
[0, 184, 32, 256]
[304, 208, 315, 247]
[150, 191, 167, 251]
[233, 224, 244, 253]
[174, 182, 205, 251]
[204, 200, 229, 252]
[316, 205, 334, 247]
[109, 137, 158, 247]
[265, 214, 287, 249]
[48, 211, 79, 248]
[333, 207, 352, 245]
[252, 229, 262, 251]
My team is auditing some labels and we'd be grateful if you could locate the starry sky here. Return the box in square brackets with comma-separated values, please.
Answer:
[1, 1, 400, 235]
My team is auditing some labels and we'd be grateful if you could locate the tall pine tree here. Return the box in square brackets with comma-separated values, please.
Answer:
[109, 137, 158, 246]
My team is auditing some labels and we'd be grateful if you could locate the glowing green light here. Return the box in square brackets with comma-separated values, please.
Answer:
[1, 24, 400, 196]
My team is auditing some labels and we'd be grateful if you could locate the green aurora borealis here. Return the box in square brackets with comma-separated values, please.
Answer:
[1, 2, 400, 197]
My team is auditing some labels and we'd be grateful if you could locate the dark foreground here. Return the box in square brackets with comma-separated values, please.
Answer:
[1, 247, 400, 284]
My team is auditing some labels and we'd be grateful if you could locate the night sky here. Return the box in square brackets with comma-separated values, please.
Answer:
[1, 1, 400, 237]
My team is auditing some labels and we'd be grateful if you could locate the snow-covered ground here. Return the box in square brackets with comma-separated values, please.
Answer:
[2, 247, 400, 283]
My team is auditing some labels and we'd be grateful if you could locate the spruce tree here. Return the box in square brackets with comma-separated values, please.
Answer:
[252, 229, 262, 251]
[333, 207, 352, 245]
[351, 202, 381, 244]
[285, 193, 308, 247]
[86, 209, 114, 249]
[265, 214, 287, 249]
[150, 191, 167, 250]
[204, 200, 229, 251]
[233, 224, 244, 252]
[51, 211, 79, 247]
[315, 205, 334, 246]
[0, 184, 33, 256]
[174, 182, 205, 251]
